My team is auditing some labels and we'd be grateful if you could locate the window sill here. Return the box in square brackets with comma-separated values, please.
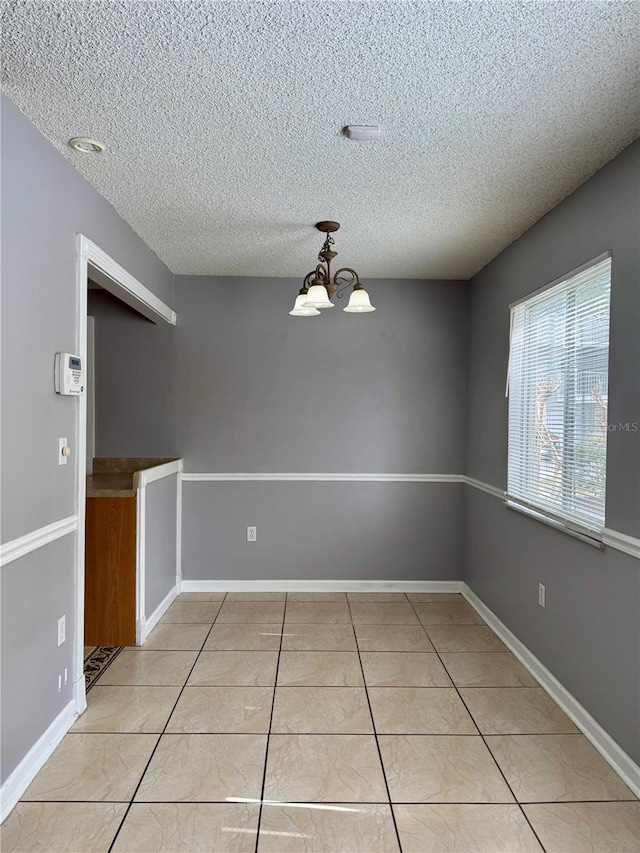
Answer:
[504, 499, 604, 549]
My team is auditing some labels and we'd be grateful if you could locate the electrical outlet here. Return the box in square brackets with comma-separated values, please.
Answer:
[538, 583, 546, 608]
[57, 615, 66, 646]
[247, 526, 257, 542]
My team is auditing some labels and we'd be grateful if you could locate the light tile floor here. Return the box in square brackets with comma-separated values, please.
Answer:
[3, 593, 639, 852]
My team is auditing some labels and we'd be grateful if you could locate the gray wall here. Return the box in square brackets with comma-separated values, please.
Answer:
[0, 94, 175, 785]
[466, 488, 640, 762]
[175, 276, 469, 581]
[175, 277, 469, 473]
[183, 481, 464, 581]
[1, 95, 174, 542]
[465, 139, 640, 763]
[466, 139, 640, 536]
[88, 289, 178, 458]
[145, 474, 179, 617]
[1, 535, 76, 781]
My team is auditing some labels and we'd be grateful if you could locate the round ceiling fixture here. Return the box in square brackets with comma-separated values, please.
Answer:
[68, 137, 106, 154]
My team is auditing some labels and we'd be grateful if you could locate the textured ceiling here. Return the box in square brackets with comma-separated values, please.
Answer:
[2, 1, 639, 279]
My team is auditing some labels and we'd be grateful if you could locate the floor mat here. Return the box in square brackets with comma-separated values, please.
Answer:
[84, 646, 123, 692]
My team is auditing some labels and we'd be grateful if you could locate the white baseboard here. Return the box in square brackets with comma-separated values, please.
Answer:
[462, 583, 640, 799]
[182, 472, 464, 482]
[0, 700, 77, 823]
[180, 579, 464, 593]
[140, 585, 178, 643]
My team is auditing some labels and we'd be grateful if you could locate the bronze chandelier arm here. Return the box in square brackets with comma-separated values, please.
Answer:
[303, 264, 329, 288]
[315, 263, 329, 282]
[331, 267, 361, 299]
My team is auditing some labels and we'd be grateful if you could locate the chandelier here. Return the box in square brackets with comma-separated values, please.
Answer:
[289, 221, 376, 317]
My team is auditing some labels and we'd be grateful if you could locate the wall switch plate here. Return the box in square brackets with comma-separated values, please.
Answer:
[58, 437, 70, 465]
[57, 615, 66, 646]
[247, 526, 257, 542]
[538, 583, 546, 608]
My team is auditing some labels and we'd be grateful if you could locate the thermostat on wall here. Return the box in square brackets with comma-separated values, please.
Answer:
[55, 352, 85, 396]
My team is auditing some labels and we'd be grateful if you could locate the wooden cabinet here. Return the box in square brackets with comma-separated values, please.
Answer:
[84, 457, 180, 648]
[85, 496, 137, 646]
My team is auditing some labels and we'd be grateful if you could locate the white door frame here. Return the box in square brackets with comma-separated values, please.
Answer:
[73, 235, 176, 713]
[86, 315, 95, 475]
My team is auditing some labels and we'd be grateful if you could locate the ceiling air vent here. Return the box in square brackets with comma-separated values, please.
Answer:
[344, 125, 381, 141]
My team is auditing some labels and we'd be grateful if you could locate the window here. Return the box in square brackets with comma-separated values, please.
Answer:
[507, 255, 611, 536]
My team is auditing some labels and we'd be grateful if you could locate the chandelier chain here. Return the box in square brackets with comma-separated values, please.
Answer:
[318, 233, 335, 263]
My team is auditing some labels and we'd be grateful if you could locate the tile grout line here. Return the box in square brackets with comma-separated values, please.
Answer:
[252, 595, 286, 853]
[346, 593, 406, 853]
[106, 593, 229, 852]
[67, 730, 593, 737]
[23, 797, 640, 805]
[406, 597, 549, 853]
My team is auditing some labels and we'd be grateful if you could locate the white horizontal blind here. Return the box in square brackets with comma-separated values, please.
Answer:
[507, 256, 611, 534]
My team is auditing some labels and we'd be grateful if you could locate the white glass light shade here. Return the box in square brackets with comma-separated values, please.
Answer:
[289, 294, 320, 316]
[343, 287, 376, 313]
[303, 284, 334, 309]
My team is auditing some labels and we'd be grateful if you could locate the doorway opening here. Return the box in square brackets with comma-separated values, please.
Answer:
[73, 235, 176, 714]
